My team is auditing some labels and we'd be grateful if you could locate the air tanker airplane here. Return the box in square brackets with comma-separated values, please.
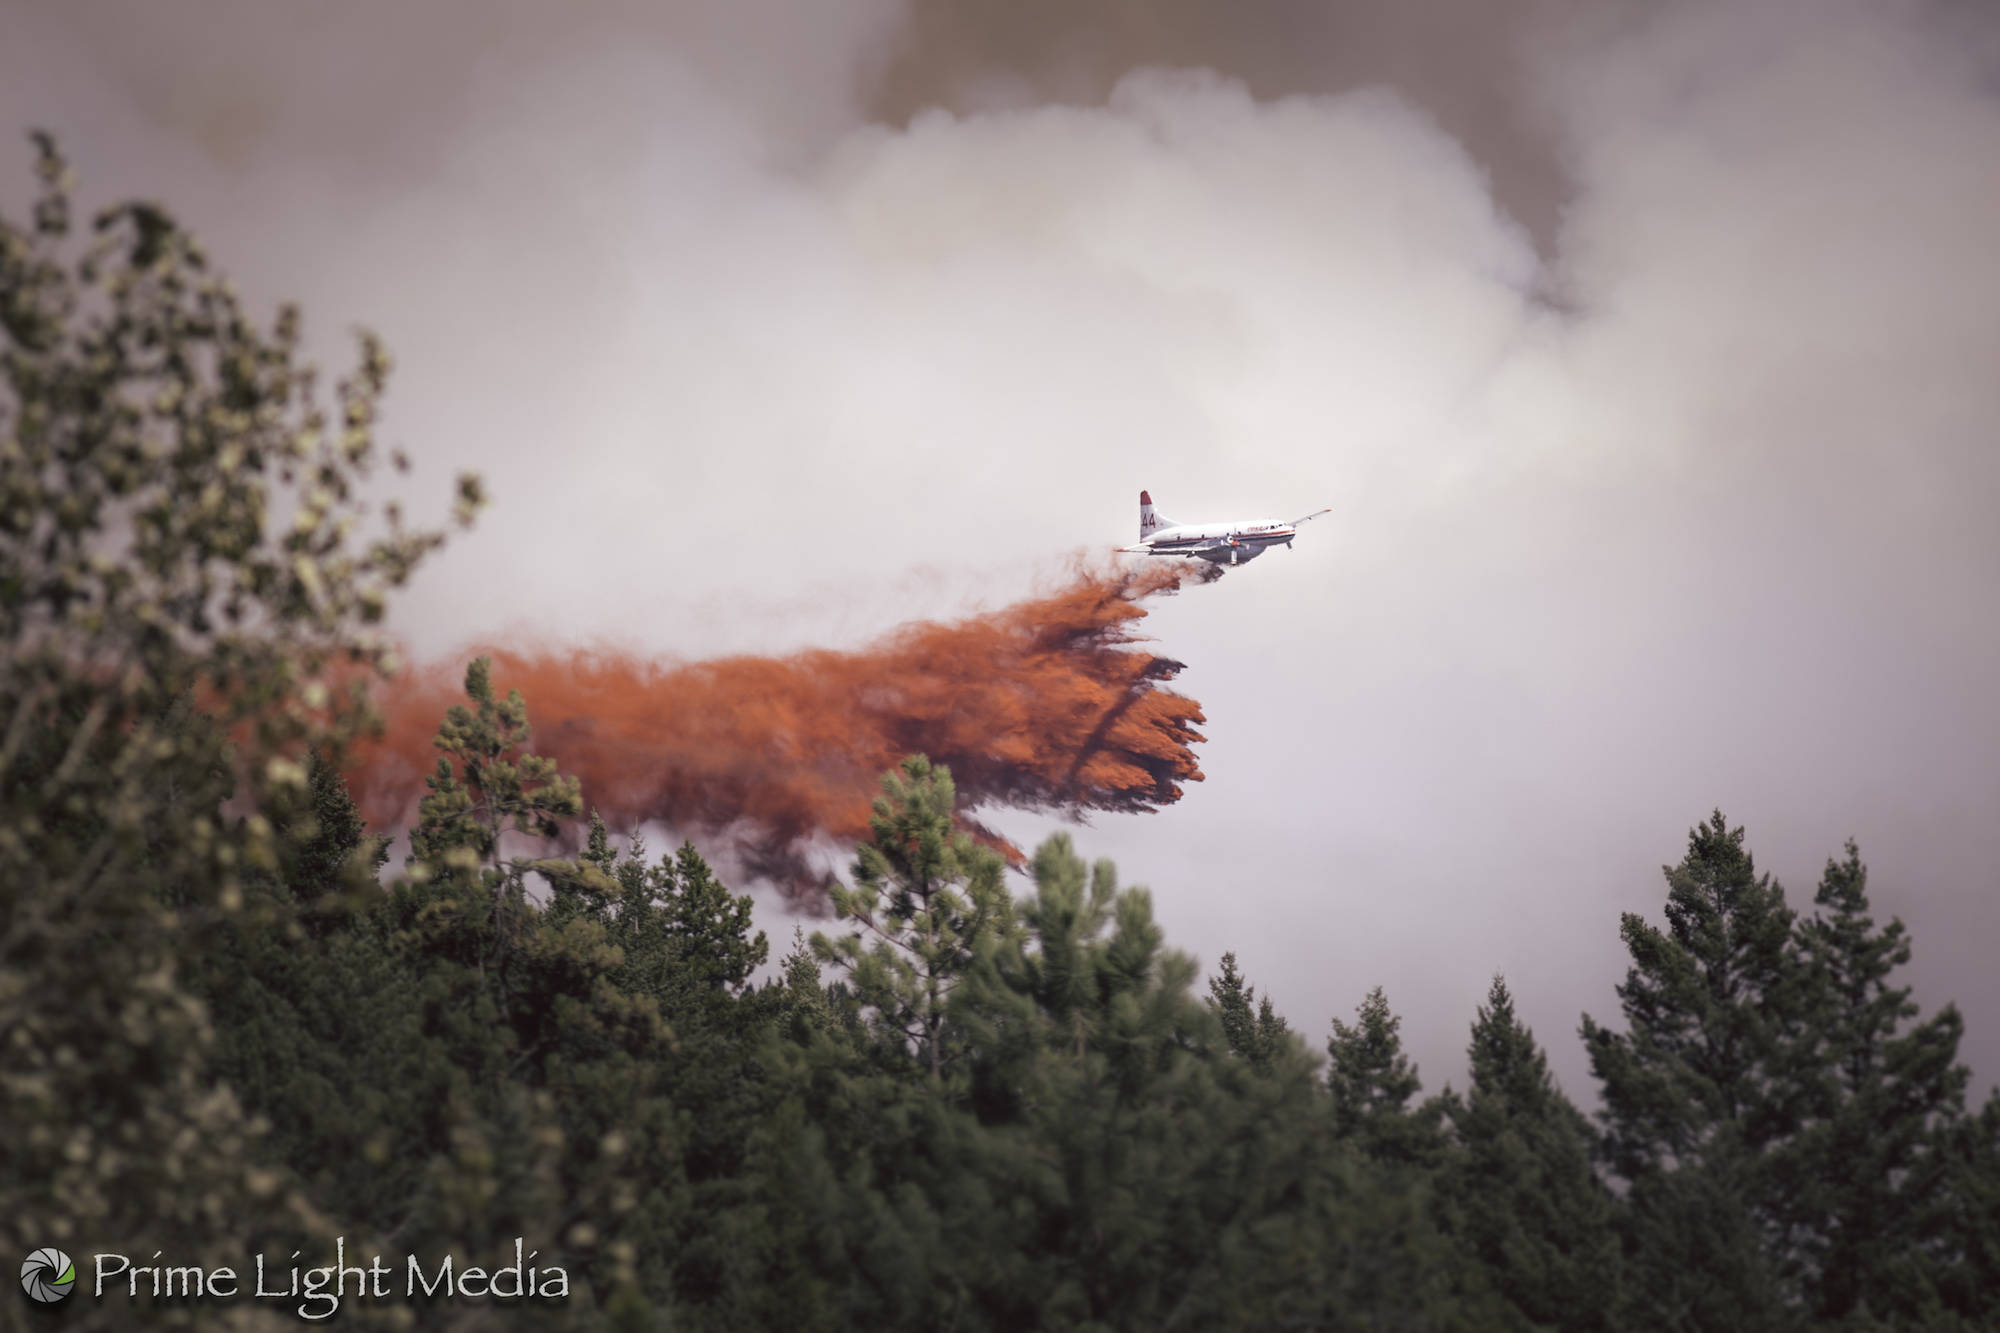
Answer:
[1116, 490, 1332, 566]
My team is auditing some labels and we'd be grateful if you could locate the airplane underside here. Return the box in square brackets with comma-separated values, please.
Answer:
[1139, 537, 1294, 565]
[1197, 543, 1268, 566]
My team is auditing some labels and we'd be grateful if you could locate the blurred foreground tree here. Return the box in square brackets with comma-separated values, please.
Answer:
[0, 133, 478, 1328]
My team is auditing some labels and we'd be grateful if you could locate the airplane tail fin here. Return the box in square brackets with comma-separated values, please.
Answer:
[1139, 489, 1174, 540]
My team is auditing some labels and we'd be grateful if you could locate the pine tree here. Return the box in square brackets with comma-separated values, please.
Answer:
[1789, 841, 1970, 1322]
[1937, 1090, 2000, 1325]
[774, 927, 845, 1042]
[1328, 986, 1444, 1165]
[951, 832, 1332, 1329]
[1209, 951, 1293, 1069]
[548, 822, 779, 1318]
[384, 660, 693, 1314]
[407, 655, 583, 872]
[284, 749, 391, 931]
[659, 837, 769, 995]
[399, 655, 604, 1008]
[187, 755, 445, 1245]
[815, 755, 1011, 1083]
[568, 819, 769, 1006]
[1582, 810, 1812, 1329]
[547, 807, 621, 928]
[1438, 976, 1620, 1331]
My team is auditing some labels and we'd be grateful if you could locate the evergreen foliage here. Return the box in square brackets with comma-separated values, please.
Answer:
[1438, 977, 1620, 1331]
[814, 754, 1011, 1083]
[1582, 811, 1814, 1328]
[1328, 985, 1447, 1166]
[1788, 842, 1972, 1324]
[1939, 1090, 2000, 1325]
[1208, 950, 1293, 1069]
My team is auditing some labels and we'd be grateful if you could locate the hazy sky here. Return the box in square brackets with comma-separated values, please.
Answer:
[4, 0, 1996, 1103]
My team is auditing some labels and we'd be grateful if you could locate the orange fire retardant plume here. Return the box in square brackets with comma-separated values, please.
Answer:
[349, 559, 1218, 901]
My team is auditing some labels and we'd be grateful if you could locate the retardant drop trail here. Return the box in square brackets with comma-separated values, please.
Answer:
[349, 559, 1219, 901]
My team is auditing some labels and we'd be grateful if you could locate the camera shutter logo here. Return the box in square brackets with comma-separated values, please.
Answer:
[20, 1249, 76, 1303]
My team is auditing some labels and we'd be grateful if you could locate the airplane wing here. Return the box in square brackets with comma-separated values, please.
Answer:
[1289, 507, 1332, 526]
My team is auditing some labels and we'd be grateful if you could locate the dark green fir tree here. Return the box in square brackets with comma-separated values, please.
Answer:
[1437, 976, 1620, 1331]
[1328, 986, 1445, 1166]
[1209, 951, 1293, 1070]
[1789, 841, 1971, 1324]
[1582, 811, 1812, 1330]
[814, 755, 1011, 1083]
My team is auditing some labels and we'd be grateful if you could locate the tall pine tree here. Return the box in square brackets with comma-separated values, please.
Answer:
[1438, 976, 1620, 1331]
[951, 833, 1332, 1329]
[815, 755, 1011, 1083]
[1582, 810, 1813, 1330]
[1209, 951, 1293, 1070]
[1788, 841, 1970, 1323]
[1328, 986, 1445, 1166]
[386, 658, 691, 1315]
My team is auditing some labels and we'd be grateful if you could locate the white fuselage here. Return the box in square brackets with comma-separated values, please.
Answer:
[1140, 519, 1297, 564]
